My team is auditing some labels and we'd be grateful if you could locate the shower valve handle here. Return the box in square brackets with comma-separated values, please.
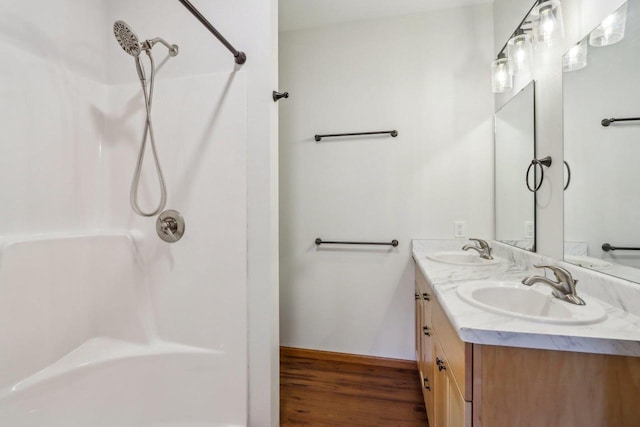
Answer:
[156, 210, 186, 243]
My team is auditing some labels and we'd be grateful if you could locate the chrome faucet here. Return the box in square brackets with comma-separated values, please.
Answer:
[462, 238, 493, 260]
[521, 264, 585, 305]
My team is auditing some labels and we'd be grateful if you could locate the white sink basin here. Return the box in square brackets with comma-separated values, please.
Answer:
[456, 281, 607, 325]
[565, 255, 612, 270]
[426, 251, 500, 266]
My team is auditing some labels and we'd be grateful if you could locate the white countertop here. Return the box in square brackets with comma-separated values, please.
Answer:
[413, 239, 640, 357]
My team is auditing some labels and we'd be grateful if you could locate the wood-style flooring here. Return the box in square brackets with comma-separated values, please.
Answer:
[280, 347, 429, 426]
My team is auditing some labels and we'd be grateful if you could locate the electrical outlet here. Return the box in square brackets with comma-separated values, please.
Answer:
[524, 221, 534, 238]
[454, 220, 467, 238]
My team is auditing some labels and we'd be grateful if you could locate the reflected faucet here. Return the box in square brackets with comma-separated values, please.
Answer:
[462, 238, 493, 260]
[522, 264, 585, 305]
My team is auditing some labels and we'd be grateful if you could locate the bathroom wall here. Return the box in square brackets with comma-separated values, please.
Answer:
[279, 5, 494, 360]
[0, 0, 278, 425]
[0, 0, 108, 236]
[492, 0, 626, 259]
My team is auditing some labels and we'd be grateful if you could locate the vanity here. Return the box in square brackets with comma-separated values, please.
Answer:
[413, 240, 640, 427]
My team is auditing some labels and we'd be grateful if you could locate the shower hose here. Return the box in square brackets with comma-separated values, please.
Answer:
[131, 51, 167, 217]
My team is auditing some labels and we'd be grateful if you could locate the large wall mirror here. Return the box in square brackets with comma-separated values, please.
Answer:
[564, 0, 640, 282]
[495, 81, 536, 252]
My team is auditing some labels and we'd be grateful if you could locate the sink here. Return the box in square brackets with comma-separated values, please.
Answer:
[565, 255, 612, 270]
[426, 251, 500, 266]
[456, 281, 607, 325]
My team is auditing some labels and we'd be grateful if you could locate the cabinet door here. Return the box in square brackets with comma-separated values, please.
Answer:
[415, 287, 421, 363]
[448, 383, 469, 427]
[422, 302, 434, 424]
[434, 339, 471, 427]
[433, 341, 449, 427]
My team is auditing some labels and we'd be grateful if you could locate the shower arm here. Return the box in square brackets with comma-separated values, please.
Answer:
[143, 38, 179, 56]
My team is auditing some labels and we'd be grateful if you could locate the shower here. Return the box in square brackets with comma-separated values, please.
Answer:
[113, 21, 178, 218]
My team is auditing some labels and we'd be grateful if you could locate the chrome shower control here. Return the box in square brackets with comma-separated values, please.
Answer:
[156, 210, 185, 242]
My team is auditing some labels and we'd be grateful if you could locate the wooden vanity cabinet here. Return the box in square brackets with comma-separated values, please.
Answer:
[415, 264, 640, 427]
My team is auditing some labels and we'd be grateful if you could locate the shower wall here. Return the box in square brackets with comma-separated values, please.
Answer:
[0, 0, 108, 235]
[0, 0, 278, 425]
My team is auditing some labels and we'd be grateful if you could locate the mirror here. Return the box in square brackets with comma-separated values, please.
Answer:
[564, 0, 640, 282]
[495, 81, 536, 251]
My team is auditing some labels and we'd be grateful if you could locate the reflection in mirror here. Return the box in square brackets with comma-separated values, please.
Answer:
[564, 0, 640, 283]
[495, 81, 536, 251]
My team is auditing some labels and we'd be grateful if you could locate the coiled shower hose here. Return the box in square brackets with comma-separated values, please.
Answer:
[131, 51, 167, 217]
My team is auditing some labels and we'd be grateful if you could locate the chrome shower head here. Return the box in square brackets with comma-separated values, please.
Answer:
[114, 21, 141, 57]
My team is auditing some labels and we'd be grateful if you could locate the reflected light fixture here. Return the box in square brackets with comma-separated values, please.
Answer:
[531, 0, 564, 47]
[590, 3, 628, 47]
[563, 40, 588, 72]
[491, 54, 513, 93]
[507, 29, 534, 75]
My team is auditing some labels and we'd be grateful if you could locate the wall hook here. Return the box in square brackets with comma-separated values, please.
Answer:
[273, 91, 289, 102]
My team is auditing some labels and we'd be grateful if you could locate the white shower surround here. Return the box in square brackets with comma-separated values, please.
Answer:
[0, 0, 277, 424]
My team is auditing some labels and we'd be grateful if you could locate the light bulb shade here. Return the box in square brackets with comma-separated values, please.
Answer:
[589, 3, 627, 47]
[531, 0, 565, 47]
[491, 57, 513, 93]
[507, 32, 534, 75]
[563, 40, 588, 72]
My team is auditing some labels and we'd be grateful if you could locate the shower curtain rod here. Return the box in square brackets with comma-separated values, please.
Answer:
[177, 0, 246, 65]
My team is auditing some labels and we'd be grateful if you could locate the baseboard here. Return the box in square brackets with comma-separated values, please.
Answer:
[280, 346, 417, 370]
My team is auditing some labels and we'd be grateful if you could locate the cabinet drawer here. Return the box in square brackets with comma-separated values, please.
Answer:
[432, 294, 472, 401]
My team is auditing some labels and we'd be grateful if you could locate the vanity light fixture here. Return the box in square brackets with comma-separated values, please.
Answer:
[507, 29, 534, 75]
[531, 0, 565, 47]
[491, 53, 513, 93]
[589, 3, 628, 47]
[563, 40, 588, 72]
[491, 0, 566, 93]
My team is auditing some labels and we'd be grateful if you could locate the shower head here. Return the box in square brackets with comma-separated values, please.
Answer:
[114, 21, 142, 57]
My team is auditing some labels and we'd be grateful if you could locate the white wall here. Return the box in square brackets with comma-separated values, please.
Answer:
[493, 0, 626, 259]
[0, 0, 108, 237]
[279, 5, 494, 360]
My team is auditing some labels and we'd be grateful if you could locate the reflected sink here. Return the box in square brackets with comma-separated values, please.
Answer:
[426, 251, 500, 266]
[456, 281, 607, 325]
[565, 255, 612, 270]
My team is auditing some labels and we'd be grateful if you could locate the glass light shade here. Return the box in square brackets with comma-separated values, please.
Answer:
[531, 0, 565, 47]
[491, 57, 513, 93]
[507, 32, 534, 75]
[563, 41, 588, 72]
[589, 3, 628, 47]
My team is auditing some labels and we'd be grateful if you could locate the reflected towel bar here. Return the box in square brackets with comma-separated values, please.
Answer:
[177, 0, 246, 65]
[602, 243, 640, 252]
[314, 130, 398, 142]
[601, 117, 640, 127]
[315, 238, 399, 247]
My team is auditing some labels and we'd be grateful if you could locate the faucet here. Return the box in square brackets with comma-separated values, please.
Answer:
[521, 264, 585, 305]
[462, 238, 493, 260]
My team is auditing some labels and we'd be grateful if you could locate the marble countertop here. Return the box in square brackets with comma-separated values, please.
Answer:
[413, 239, 640, 357]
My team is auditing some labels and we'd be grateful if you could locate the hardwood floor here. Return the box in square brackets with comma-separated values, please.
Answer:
[280, 347, 429, 426]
